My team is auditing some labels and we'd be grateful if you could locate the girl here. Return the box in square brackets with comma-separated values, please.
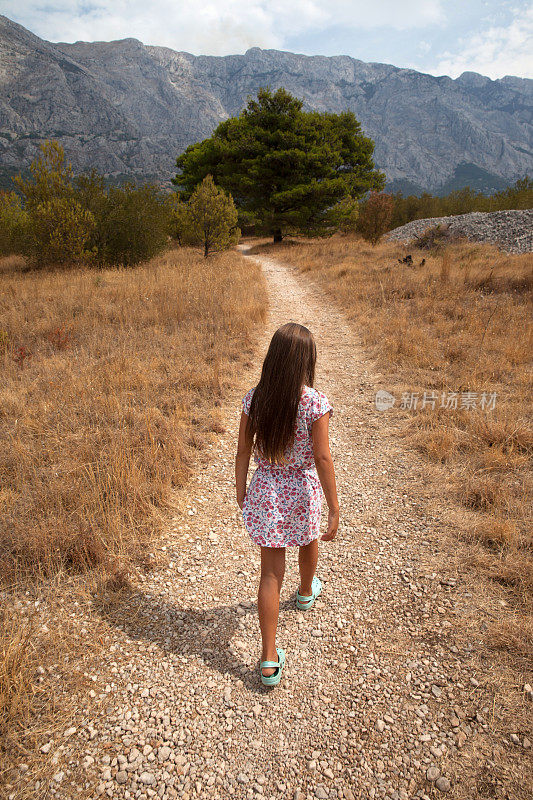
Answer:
[235, 322, 339, 687]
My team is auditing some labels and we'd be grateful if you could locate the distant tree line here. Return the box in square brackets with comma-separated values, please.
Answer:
[0, 141, 175, 267]
[0, 141, 239, 267]
[350, 178, 533, 246]
[388, 177, 533, 230]
[2, 91, 530, 265]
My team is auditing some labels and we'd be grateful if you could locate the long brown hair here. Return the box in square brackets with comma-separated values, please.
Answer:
[247, 322, 316, 465]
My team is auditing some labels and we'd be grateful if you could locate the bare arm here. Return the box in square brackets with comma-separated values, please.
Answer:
[312, 411, 339, 541]
[235, 410, 253, 509]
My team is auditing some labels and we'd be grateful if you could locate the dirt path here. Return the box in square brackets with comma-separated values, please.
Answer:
[61, 248, 523, 800]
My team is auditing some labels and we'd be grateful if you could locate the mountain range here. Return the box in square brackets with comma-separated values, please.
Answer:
[0, 14, 532, 195]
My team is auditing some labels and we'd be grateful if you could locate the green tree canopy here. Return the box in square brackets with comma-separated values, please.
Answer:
[173, 88, 385, 241]
[184, 174, 240, 257]
[14, 140, 74, 208]
[9, 140, 174, 268]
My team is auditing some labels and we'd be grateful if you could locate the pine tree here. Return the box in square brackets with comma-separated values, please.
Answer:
[174, 88, 385, 242]
[186, 175, 240, 257]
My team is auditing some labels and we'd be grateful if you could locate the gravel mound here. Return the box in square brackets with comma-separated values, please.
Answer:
[385, 209, 533, 254]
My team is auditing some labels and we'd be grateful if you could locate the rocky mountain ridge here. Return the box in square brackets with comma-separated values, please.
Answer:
[0, 14, 531, 194]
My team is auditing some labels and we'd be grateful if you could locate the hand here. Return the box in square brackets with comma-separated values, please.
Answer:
[321, 507, 339, 541]
[236, 495, 245, 510]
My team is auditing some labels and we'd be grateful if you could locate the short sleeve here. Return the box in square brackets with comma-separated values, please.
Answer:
[309, 390, 333, 425]
[241, 387, 255, 416]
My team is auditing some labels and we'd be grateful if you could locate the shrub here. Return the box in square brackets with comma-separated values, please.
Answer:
[29, 197, 96, 267]
[96, 182, 173, 267]
[13, 140, 73, 210]
[167, 192, 192, 246]
[413, 223, 465, 252]
[0, 191, 28, 255]
[186, 175, 240, 257]
[357, 191, 394, 245]
[10, 141, 175, 269]
[72, 169, 109, 261]
[325, 195, 360, 234]
[12, 141, 96, 267]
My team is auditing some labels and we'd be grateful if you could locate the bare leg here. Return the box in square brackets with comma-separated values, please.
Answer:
[298, 538, 318, 599]
[258, 546, 286, 677]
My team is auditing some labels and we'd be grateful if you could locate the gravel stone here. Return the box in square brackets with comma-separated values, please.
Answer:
[435, 776, 451, 792]
[385, 210, 533, 254]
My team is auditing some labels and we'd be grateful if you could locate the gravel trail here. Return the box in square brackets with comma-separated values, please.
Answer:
[57, 247, 527, 800]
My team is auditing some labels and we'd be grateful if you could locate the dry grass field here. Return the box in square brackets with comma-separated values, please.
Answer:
[0, 246, 266, 791]
[248, 235, 532, 663]
[1, 231, 531, 797]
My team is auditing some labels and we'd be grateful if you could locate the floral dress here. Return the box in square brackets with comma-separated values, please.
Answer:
[241, 385, 333, 547]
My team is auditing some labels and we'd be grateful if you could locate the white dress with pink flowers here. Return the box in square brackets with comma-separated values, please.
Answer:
[241, 385, 333, 548]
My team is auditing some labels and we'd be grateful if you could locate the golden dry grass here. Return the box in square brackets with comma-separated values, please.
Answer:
[0, 605, 36, 729]
[0, 584, 109, 799]
[0, 245, 267, 792]
[0, 246, 266, 580]
[249, 234, 532, 649]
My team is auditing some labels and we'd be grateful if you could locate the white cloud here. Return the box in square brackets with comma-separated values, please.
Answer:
[8, 0, 445, 54]
[432, 4, 533, 78]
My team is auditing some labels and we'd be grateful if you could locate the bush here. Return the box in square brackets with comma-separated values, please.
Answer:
[0, 191, 28, 255]
[13, 140, 73, 210]
[167, 192, 192, 246]
[29, 197, 96, 267]
[12, 141, 97, 267]
[185, 175, 240, 257]
[324, 195, 359, 234]
[412, 223, 465, 251]
[9, 141, 175, 269]
[94, 182, 173, 267]
[357, 191, 394, 245]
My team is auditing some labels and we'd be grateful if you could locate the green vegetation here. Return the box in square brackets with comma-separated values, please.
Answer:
[177, 175, 240, 257]
[173, 87, 385, 241]
[2, 141, 175, 268]
[3, 125, 531, 267]
[94, 181, 173, 267]
[389, 176, 533, 230]
[356, 191, 393, 245]
[0, 191, 28, 255]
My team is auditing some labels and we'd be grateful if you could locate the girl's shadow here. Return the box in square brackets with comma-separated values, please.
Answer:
[94, 588, 297, 693]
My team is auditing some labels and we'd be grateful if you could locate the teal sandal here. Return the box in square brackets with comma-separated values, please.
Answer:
[296, 576, 322, 610]
[259, 647, 286, 687]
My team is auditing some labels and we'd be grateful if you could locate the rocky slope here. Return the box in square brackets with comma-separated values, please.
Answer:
[385, 209, 533, 253]
[0, 13, 532, 193]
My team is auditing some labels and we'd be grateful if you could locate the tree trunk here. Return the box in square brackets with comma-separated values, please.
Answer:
[204, 241, 209, 257]
[273, 228, 283, 243]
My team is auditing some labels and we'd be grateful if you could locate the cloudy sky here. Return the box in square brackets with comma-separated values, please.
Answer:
[3, 0, 532, 79]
